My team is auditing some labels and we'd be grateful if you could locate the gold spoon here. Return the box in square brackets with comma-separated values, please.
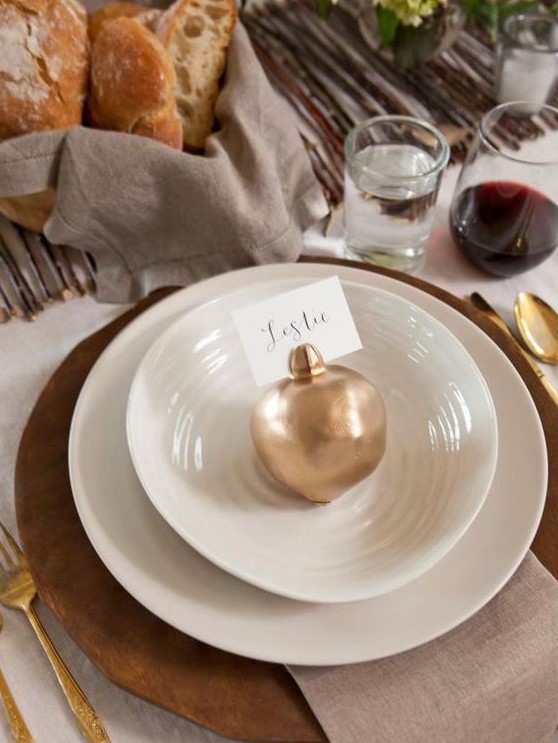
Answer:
[0, 613, 34, 742]
[514, 292, 558, 365]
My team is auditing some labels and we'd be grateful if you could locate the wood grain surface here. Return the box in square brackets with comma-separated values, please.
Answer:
[15, 258, 558, 742]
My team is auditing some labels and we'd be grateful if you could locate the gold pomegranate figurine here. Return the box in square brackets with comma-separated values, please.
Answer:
[250, 343, 387, 504]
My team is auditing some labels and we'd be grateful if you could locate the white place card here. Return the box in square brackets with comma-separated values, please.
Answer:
[232, 276, 362, 386]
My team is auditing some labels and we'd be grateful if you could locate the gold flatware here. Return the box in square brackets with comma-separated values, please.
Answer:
[470, 292, 558, 407]
[0, 613, 34, 743]
[514, 292, 558, 365]
[0, 522, 111, 743]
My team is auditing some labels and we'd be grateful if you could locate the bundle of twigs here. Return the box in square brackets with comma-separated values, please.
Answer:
[0, 215, 96, 322]
[242, 0, 558, 206]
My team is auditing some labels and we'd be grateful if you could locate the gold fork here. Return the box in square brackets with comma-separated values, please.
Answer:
[0, 612, 34, 743]
[0, 522, 111, 743]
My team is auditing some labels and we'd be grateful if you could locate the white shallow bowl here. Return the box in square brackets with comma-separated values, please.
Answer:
[126, 282, 498, 603]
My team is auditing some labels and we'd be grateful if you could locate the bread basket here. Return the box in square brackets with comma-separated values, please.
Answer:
[0, 4, 327, 302]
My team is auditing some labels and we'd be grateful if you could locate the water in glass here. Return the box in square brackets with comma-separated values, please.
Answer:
[344, 143, 439, 272]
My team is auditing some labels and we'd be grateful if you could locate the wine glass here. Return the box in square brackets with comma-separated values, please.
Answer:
[449, 101, 558, 277]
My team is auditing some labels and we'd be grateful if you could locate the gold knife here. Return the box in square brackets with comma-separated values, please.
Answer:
[471, 292, 558, 407]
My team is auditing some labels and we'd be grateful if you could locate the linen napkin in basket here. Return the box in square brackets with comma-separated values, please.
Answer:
[0, 23, 328, 303]
[289, 551, 558, 743]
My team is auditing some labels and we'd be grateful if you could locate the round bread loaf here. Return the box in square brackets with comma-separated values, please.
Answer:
[0, 0, 89, 231]
[156, 0, 237, 150]
[0, 0, 89, 139]
[88, 16, 183, 149]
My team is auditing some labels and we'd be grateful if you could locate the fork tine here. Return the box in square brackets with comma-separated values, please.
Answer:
[0, 522, 24, 562]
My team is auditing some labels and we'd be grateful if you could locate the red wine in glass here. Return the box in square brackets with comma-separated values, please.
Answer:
[450, 181, 558, 277]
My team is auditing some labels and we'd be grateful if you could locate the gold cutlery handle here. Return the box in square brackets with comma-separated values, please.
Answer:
[471, 293, 558, 407]
[0, 666, 34, 743]
[25, 605, 110, 743]
[498, 321, 558, 406]
[534, 368, 558, 407]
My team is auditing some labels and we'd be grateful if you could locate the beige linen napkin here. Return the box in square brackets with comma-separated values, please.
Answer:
[289, 552, 558, 743]
[0, 23, 328, 303]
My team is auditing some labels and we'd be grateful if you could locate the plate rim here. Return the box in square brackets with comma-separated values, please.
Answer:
[68, 263, 548, 665]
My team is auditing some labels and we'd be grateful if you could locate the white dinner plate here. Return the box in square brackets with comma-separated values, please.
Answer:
[127, 284, 497, 603]
[68, 263, 547, 665]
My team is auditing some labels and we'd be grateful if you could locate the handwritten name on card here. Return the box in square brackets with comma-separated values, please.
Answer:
[232, 276, 362, 386]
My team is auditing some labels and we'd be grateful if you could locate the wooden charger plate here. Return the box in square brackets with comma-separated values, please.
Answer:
[15, 257, 558, 742]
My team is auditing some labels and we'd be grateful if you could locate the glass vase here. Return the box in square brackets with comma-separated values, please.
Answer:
[355, 0, 466, 67]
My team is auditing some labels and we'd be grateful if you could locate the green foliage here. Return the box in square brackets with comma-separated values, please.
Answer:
[468, 0, 540, 39]
[313, 0, 554, 45]
[376, 6, 401, 44]
[374, 0, 447, 25]
[316, 0, 334, 20]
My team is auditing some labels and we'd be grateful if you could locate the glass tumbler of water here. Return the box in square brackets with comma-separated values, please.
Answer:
[495, 13, 558, 105]
[343, 116, 450, 272]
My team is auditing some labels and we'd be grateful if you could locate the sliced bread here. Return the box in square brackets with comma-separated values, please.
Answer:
[156, 0, 237, 150]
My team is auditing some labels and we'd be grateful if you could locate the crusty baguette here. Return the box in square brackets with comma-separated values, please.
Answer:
[88, 2, 162, 44]
[157, 0, 237, 150]
[0, 0, 89, 231]
[88, 16, 183, 149]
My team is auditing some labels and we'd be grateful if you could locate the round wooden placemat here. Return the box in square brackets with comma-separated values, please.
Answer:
[15, 258, 558, 742]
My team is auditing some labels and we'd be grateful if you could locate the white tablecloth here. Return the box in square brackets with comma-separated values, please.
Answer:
[0, 165, 557, 743]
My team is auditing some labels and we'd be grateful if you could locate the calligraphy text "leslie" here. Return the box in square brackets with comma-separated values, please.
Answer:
[262, 311, 329, 352]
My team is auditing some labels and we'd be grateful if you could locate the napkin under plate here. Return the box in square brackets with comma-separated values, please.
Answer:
[289, 552, 558, 743]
